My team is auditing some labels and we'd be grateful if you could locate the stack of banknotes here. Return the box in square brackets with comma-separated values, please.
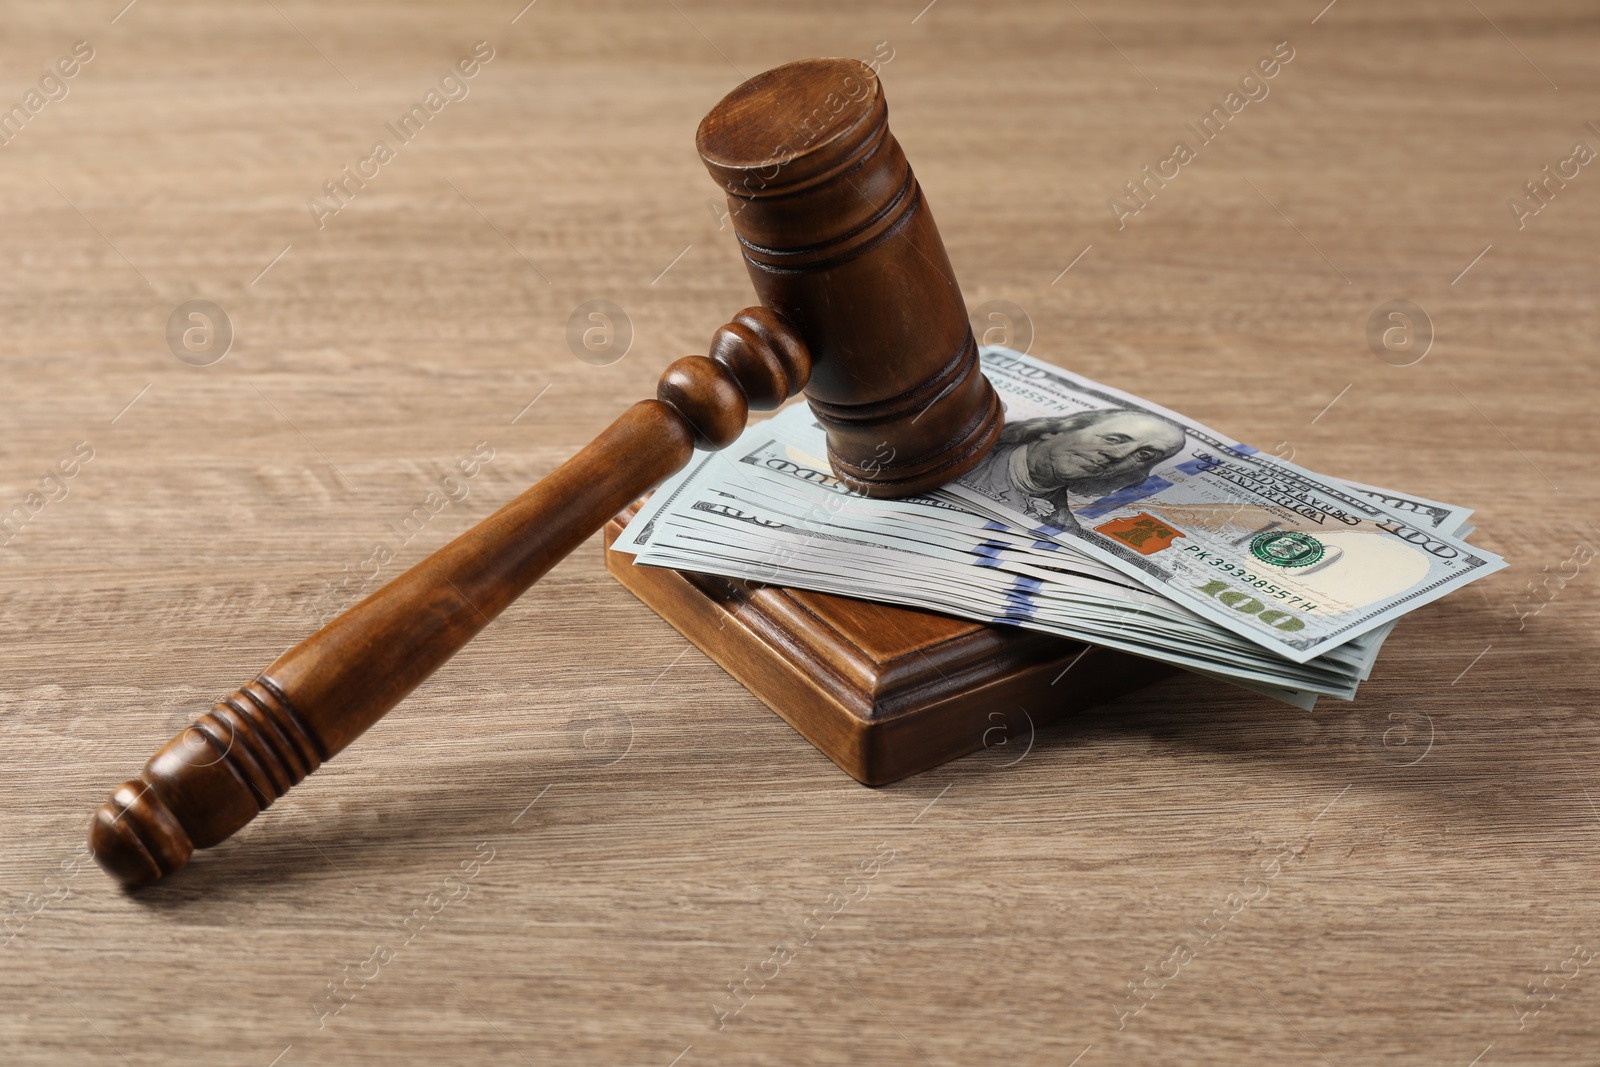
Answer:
[615, 347, 1503, 709]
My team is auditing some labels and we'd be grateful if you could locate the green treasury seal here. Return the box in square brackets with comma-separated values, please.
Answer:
[1250, 530, 1326, 568]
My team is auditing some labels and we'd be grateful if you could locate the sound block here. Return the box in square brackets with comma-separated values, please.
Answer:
[604, 503, 1174, 785]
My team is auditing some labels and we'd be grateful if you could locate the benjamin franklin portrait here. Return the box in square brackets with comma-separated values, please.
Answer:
[958, 408, 1186, 526]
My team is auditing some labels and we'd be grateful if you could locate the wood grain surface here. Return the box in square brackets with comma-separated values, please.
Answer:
[2, 1, 1596, 1064]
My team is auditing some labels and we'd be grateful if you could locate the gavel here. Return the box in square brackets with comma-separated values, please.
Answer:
[89, 57, 1004, 886]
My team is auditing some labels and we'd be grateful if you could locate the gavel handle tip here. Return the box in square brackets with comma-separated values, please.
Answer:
[89, 780, 194, 889]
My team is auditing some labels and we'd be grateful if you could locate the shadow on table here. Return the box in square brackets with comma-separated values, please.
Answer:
[122, 595, 1596, 905]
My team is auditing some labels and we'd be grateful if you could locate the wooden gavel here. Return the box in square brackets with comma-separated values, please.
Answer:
[89, 57, 1003, 886]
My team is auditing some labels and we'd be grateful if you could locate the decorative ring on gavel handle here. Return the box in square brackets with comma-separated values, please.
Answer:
[87, 307, 810, 888]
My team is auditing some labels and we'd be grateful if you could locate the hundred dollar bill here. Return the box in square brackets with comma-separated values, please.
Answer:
[620, 418, 1360, 700]
[744, 400, 1473, 669]
[618, 377, 1484, 704]
[945, 348, 1505, 663]
[683, 422, 1395, 679]
[636, 497, 1359, 699]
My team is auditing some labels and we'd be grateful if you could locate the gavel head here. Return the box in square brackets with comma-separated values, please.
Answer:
[697, 58, 1003, 498]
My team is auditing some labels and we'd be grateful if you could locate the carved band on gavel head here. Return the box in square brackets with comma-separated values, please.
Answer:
[87, 57, 998, 887]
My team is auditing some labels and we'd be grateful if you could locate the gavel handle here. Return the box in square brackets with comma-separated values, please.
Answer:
[89, 308, 810, 887]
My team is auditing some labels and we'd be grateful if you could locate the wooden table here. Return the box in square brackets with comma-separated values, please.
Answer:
[3, 1, 1596, 1063]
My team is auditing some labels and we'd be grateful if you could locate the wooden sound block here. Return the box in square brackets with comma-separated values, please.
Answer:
[604, 503, 1175, 785]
